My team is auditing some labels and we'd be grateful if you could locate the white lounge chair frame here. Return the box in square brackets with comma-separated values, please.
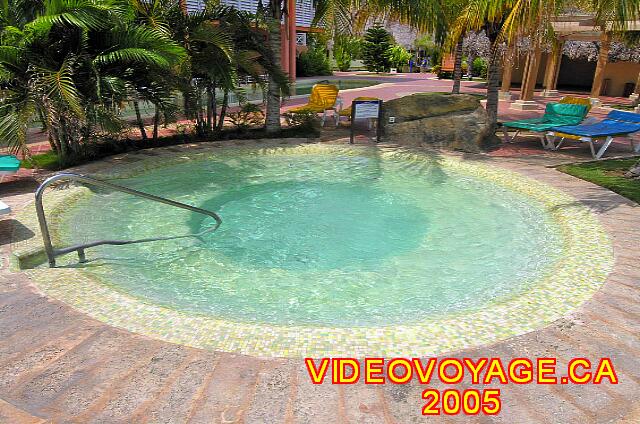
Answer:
[0, 200, 10, 215]
[544, 132, 640, 159]
[320, 97, 343, 127]
[502, 127, 550, 149]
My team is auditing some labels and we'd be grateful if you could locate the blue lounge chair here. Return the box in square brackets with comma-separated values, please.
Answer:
[546, 110, 640, 159]
[502, 102, 590, 148]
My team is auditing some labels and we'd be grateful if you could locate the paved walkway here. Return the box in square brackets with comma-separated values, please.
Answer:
[1, 138, 640, 422]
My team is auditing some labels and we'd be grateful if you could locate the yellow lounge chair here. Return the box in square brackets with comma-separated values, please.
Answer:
[555, 96, 597, 142]
[287, 83, 341, 126]
[559, 96, 593, 112]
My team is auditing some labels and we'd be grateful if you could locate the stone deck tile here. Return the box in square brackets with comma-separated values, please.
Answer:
[42, 338, 171, 420]
[341, 382, 387, 423]
[185, 353, 266, 423]
[244, 360, 297, 423]
[0, 399, 46, 424]
[0, 324, 102, 394]
[289, 366, 343, 423]
[76, 344, 191, 423]
[6, 329, 154, 415]
[130, 352, 219, 423]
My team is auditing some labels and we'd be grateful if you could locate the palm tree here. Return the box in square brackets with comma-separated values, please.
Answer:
[446, 0, 561, 130]
[448, 0, 639, 131]
[0, 0, 185, 163]
[261, 0, 287, 134]
[443, 0, 469, 94]
[164, 1, 286, 135]
[451, 38, 464, 93]
[315, 0, 447, 41]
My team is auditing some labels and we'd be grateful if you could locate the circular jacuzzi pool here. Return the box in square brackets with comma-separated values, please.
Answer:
[25, 145, 612, 356]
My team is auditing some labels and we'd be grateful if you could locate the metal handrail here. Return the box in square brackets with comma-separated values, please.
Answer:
[35, 172, 222, 267]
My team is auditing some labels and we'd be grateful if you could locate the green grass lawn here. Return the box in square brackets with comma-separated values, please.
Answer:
[557, 158, 640, 204]
[21, 151, 62, 170]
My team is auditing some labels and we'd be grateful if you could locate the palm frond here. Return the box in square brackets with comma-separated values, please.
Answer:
[95, 26, 185, 68]
[190, 21, 233, 59]
[30, 0, 113, 30]
[593, 0, 640, 31]
[0, 93, 36, 154]
[34, 56, 85, 118]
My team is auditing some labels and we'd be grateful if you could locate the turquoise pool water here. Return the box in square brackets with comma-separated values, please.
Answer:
[61, 147, 562, 327]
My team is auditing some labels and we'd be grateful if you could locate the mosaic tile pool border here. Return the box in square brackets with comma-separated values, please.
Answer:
[12, 144, 613, 357]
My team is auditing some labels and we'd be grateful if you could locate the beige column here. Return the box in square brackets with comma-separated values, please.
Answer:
[522, 47, 542, 100]
[590, 31, 611, 101]
[518, 49, 531, 96]
[629, 71, 640, 101]
[499, 47, 515, 101]
[281, 25, 290, 76]
[511, 46, 542, 110]
[542, 40, 564, 97]
[288, 0, 296, 81]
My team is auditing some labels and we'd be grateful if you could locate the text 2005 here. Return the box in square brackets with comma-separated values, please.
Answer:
[422, 388, 501, 415]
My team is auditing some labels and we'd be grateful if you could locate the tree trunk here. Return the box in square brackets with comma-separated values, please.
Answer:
[452, 38, 464, 94]
[485, 29, 501, 131]
[217, 90, 229, 132]
[133, 101, 147, 140]
[591, 31, 611, 98]
[632, 71, 640, 104]
[47, 134, 58, 153]
[265, 2, 282, 134]
[211, 84, 217, 131]
[195, 85, 205, 135]
[153, 105, 160, 141]
[206, 84, 214, 132]
[55, 118, 70, 165]
[37, 107, 48, 132]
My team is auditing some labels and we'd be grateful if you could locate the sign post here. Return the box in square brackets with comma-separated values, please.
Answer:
[349, 99, 383, 144]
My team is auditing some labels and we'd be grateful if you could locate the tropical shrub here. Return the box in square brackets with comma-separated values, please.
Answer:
[334, 47, 352, 72]
[333, 36, 362, 71]
[472, 57, 488, 78]
[388, 45, 412, 69]
[283, 110, 320, 129]
[297, 48, 333, 76]
[227, 103, 265, 131]
[362, 24, 393, 72]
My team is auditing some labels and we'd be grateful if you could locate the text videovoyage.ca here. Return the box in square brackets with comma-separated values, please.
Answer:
[305, 357, 618, 416]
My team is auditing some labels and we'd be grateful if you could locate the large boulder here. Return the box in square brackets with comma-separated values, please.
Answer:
[381, 93, 499, 152]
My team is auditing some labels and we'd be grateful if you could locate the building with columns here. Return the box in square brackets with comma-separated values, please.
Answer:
[500, 14, 640, 109]
[184, 0, 316, 80]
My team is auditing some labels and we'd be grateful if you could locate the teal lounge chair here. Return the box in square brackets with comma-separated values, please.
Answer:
[0, 154, 20, 174]
[546, 110, 640, 159]
[502, 103, 590, 148]
[1, 154, 20, 215]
